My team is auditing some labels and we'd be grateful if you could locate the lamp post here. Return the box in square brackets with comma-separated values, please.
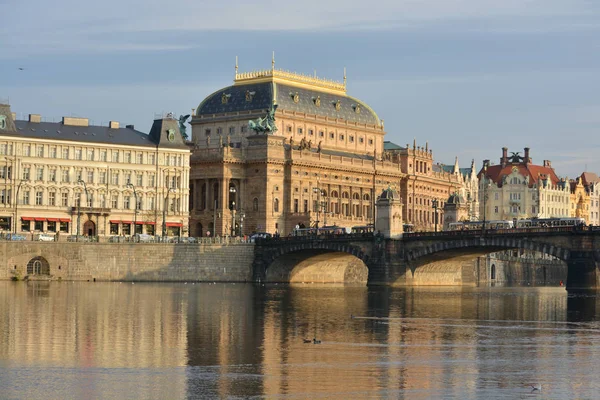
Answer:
[432, 198, 438, 232]
[126, 183, 138, 237]
[162, 188, 176, 239]
[229, 186, 237, 236]
[482, 165, 488, 232]
[13, 180, 23, 235]
[312, 187, 323, 230]
[76, 179, 88, 241]
[238, 210, 245, 237]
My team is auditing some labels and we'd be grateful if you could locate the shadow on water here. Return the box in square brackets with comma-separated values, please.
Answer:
[567, 289, 600, 322]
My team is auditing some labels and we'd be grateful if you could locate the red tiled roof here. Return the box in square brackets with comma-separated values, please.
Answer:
[478, 163, 559, 187]
[580, 172, 600, 186]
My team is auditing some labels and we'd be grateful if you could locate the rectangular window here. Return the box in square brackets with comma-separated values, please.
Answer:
[297, 127, 303, 134]
[21, 220, 30, 231]
[35, 191, 43, 205]
[241, 126, 247, 133]
[110, 223, 119, 235]
[495, 193, 499, 200]
[75, 170, 82, 182]
[124, 196, 130, 209]
[308, 129, 313, 136]
[23, 190, 30, 205]
[49, 169, 57, 182]
[0, 144, 6, 155]
[112, 151, 119, 162]
[359, 137, 364, 143]
[49, 192, 56, 206]
[349, 136, 354, 143]
[59, 221, 69, 232]
[125, 152, 131, 163]
[149, 154, 155, 165]
[36, 145, 44, 157]
[87, 171, 94, 183]
[111, 172, 118, 185]
[47, 221, 56, 232]
[294, 199, 299, 213]
[0, 166, 11, 179]
[36, 167, 44, 181]
[229, 126, 235, 134]
[205, 129, 211, 136]
[368, 139, 373, 145]
[50, 147, 57, 158]
[111, 195, 118, 208]
[22, 167, 30, 181]
[75, 149, 82, 160]
[125, 173, 131, 184]
[62, 169, 69, 183]
[303, 199, 308, 213]
[136, 153, 143, 164]
[148, 174, 155, 187]
[494, 206, 498, 213]
[24, 145, 31, 157]
[34, 220, 43, 231]
[136, 174, 143, 187]
[340, 134, 344, 140]
[61, 192, 68, 206]
[100, 150, 107, 161]
[149, 197, 155, 210]
[87, 149, 94, 160]
[99, 171, 106, 184]
[216, 127, 222, 135]
[62, 148, 69, 159]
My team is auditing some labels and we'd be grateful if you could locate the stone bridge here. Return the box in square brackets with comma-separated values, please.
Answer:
[253, 227, 600, 288]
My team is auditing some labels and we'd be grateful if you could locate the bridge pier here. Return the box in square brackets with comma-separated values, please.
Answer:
[566, 251, 600, 289]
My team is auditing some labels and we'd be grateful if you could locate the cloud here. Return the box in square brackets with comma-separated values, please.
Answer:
[2, 0, 598, 56]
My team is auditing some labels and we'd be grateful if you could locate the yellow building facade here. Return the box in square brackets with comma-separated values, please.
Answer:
[0, 103, 190, 238]
[189, 63, 462, 236]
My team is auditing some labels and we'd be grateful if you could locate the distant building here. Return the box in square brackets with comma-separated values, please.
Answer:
[0, 103, 190, 237]
[478, 147, 570, 222]
[437, 157, 479, 221]
[578, 172, 600, 226]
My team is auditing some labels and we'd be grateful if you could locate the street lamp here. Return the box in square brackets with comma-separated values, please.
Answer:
[162, 188, 176, 239]
[482, 165, 489, 232]
[432, 198, 439, 232]
[126, 183, 138, 237]
[238, 210, 245, 237]
[76, 179, 88, 241]
[312, 187, 321, 230]
[229, 186, 237, 236]
[13, 180, 23, 235]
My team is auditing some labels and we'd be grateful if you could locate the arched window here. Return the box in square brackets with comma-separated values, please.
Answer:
[352, 193, 360, 200]
[363, 194, 370, 201]
[331, 190, 339, 198]
[253, 197, 258, 211]
[27, 257, 50, 275]
[274, 198, 279, 213]
[342, 192, 349, 199]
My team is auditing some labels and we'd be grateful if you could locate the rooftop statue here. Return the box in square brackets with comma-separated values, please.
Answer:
[249, 104, 278, 134]
[509, 151, 523, 163]
[179, 114, 190, 140]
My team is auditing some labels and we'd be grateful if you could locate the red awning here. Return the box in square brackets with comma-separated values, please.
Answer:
[34, 218, 46, 221]
[165, 222, 182, 227]
[47, 218, 60, 222]
[120, 221, 133, 225]
[135, 221, 144, 225]
[109, 220, 120, 224]
[21, 217, 34, 221]
[60, 218, 71, 223]
[145, 221, 156, 225]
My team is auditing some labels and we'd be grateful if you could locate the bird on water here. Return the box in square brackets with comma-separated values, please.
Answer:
[529, 383, 542, 392]
[312, 338, 321, 344]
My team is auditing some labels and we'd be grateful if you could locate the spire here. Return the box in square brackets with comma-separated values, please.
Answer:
[453, 156, 459, 174]
[425, 141, 429, 152]
[271, 51, 275, 71]
[343, 67, 347, 86]
[413, 138, 416, 150]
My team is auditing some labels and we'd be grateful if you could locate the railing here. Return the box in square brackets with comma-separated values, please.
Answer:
[0, 232, 252, 245]
[403, 225, 600, 240]
[255, 232, 377, 244]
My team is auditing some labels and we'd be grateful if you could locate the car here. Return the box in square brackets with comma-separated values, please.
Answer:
[8, 234, 26, 241]
[250, 232, 272, 242]
[35, 233, 55, 242]
[135, 234, 155, 243]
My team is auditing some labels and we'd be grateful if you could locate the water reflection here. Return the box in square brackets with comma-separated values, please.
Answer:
[1, 282, 600, 399]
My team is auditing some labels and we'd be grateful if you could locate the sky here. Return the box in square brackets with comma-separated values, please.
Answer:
[1, 0, 599, 178]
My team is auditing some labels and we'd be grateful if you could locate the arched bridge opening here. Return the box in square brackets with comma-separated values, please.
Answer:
[266, 249, 369, 285]
[403, 237, 570, 286]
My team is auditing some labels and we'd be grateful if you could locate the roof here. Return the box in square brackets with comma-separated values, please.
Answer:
[580, 172, 600, 187]
[384, 141, 406, 151]
[196, 81, 380, 126]
[479, 163, 560, 188]
[7, 120, 158, 148]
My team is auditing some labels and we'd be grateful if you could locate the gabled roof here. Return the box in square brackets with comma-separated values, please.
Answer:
[580, 172, 600, 187]
[479, 163, 560, 188]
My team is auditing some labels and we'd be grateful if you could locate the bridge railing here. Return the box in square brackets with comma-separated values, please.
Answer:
[255, 232, 376, 244]
[402, 225, 599, 240]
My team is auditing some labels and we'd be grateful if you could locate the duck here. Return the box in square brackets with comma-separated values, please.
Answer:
[312, 338, 321, 344]
[303, 338, 312, 343]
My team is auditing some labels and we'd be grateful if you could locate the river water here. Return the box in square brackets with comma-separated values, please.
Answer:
[1, 281, 599, 399]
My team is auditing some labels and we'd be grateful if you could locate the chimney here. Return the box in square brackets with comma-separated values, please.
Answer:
[29, 114, 41, 123]
[543, 160, 552, 168]
[62, 116, 89, 127]
[109, 121, 119, 129]
[483, 159, 490, 169]
[11, 112, 16, 120]
[524, 147, 530, 164]
[501, 147, 508, 167]
[125, 124, 134, 129]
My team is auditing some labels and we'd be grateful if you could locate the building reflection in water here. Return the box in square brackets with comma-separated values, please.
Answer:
[2, 282, 600, 398]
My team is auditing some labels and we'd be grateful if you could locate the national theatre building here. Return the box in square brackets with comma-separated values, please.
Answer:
[189, 61, 465, 236]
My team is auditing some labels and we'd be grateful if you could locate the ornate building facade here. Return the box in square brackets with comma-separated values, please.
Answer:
[0, 103, 190, 237]
[478, 147, 571, 222]
[188, 62, 463, 236]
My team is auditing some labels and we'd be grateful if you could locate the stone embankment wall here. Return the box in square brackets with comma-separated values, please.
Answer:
[0, 242, 254, 282]
[477, 254, 567, 286]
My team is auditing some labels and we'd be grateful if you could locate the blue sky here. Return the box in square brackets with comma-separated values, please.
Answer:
[1, 0, 599, 177]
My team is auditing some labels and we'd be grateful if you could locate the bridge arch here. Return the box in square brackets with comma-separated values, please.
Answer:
[256, 241, 371, 284]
